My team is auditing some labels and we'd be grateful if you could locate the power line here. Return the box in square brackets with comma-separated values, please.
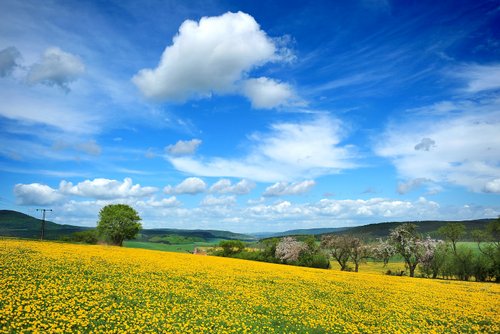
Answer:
[36, 208, 52, 240]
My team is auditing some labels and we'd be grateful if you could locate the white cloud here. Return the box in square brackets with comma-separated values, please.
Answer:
[164, 177, 207, 195]
[168, 116, 357, 182]
[457, 64, 500, 93]
[484, 179, 500, 193]
[376, 107, 500, 192]
[209, 179, 255, 195]
[0, 85, 99, 134]
[14, 183, 63, 205]
[166, 139, 202, 156]
[376, 63, 500, 194]
[27, 47, 85, 90]
[16, 185, 499, 231]
[314, 197, 440, 219]
[140, 196, 181, 208]
[59, 178, 157, 199]
[200, 195, 236, 206]
[242, 77, 294, 109]
[263, 180, 316, 197]
[132, 11, 279, 101]
[0, 46, 21, 77]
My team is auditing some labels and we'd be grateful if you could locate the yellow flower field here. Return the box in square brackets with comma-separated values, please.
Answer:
[1, 239, 499, 333]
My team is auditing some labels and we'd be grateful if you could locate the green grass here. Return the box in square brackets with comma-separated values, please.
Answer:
[123, 240, 219, 253]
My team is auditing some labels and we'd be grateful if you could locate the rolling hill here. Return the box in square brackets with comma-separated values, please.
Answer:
[1, 210, 495, 243]
[255, 219, 496, 241]
[252, 227, 349, 238]
[0, 210, 256, 242]
[319, 219, 495, 240]
[0, 210, 90, 240]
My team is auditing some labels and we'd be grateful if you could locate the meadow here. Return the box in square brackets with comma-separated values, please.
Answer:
[123, 240, 218, 253]
[1, 239, 499, 333]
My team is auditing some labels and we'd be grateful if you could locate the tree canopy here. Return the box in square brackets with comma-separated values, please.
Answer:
[97, 204, 141, 246]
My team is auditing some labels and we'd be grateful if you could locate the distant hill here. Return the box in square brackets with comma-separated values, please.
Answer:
[252, 227, 349, 239]
[315, 219, 495, 240]
[137, 228, 256, 242]
[0, 210, 256, 242]
[0, 210, 89, 240]
[1, 210, 494, 243]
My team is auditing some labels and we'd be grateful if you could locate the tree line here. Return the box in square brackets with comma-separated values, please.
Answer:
[214, 218, 499, 282]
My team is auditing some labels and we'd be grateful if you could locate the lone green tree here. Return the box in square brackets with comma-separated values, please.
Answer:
[97, 204, 142, 246]
[438, 223, 466, 255]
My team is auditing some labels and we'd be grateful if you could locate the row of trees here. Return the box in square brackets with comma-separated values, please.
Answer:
[214, 236, 330, 269]
[216, 219, 499, 282]
[326, 220, 499, 281]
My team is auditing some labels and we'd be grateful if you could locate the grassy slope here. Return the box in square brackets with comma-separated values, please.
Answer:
[124, 240, 219, 253]
[0, 210, 89, 240]
[0, 210, 255, 244]
[1, 239, 498, 333]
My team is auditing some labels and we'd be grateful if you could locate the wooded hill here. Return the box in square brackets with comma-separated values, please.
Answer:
[0, 210, 495, 242]
[0, 210, 89, 240]
[260, 219, 495, 241]
[0, 210, 256, 242]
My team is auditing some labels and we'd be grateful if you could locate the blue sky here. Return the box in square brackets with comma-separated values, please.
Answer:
[1, 0, 499, 232]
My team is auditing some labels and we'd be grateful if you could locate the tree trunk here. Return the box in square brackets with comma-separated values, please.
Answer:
[354, 263, 359, 272]
[409, 264, 416, 277]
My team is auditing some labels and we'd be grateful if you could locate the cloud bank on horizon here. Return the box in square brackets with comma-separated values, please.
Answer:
[0, 0, 499, 232]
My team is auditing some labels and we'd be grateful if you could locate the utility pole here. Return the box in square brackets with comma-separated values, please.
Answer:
[36, 209, 52, 240]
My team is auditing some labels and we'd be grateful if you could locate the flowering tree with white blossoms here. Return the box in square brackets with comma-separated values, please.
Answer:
[388, 223, 440, 277]
[417, 236, 445, 278]
[275, 237, 308, 263]
[371, 238, 396, 267]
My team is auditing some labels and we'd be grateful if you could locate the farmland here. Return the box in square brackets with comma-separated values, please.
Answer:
[1, 239, 499, 333]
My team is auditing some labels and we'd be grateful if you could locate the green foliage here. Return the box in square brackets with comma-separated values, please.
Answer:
[418, 242, 448, 279]
[63, 229, 98, 244]
[97, 204, 141, 246]
[438, 223, 466, 254]
[321, 234, 365, 271]
[259, 238, 280, 262]
[297, 252, 331, 269]
[218, 240, 246, 256]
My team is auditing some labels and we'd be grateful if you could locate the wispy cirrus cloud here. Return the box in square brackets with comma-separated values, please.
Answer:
[455, 63, 500, 93]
